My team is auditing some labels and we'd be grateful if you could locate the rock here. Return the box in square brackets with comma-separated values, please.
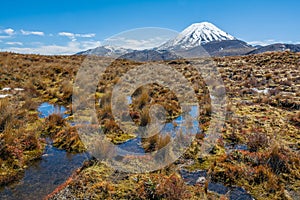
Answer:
[196, 176, 206, 184]
[179, 169, 207, 185]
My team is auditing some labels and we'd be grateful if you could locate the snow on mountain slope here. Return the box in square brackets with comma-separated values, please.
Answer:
[159, 22, 235, 50]
[76, 45, 133, 57]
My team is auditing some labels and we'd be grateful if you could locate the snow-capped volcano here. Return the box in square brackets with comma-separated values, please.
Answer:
[159, 22, 235, 50]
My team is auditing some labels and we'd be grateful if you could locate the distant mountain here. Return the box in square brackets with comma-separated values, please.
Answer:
[247, 43, 300, 55]
[76, 22, 299, 60]
[118, 49, 180, 62]
[159, 22, 235, 51]
[179, 39, 254, 57]
[158, 22, 253, 57]
[76, 45, 133, 57]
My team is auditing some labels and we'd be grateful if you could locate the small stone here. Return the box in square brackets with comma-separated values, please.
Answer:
[196, 176, 206, 184]
[2, 87, 11, 91]
[14, 88, 25, 91]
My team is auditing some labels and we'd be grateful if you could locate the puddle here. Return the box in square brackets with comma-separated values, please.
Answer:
[127, 96, 132, 104]
[38, 102, 69, 118]
[225, 144, 249, 154]
[0, 102, 88, 200]
[229, 187, 254, 200]
[208, 182, 229, 195]
[118, 137, 145, 154]
[117, 105, 200, 154]
[180, 169, 207, 185]
[180, 169, 254, 200]
[0, 144, 88, 200]
[208, 183, 254, 199]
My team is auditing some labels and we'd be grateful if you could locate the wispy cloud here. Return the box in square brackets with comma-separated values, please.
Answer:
[248, 39, 295, 46]
[81, 41, 101, 49]
[21, 29, 44, 36]
[58, 32, 76, 41]
[105, 36, 170, 50]
[4, 40, 101, 55]
[58, 32, 96, 41]
[3, 28, 15, 36]
[75, 33, 96, 38]
[6, 41, 23, 46]
[0, 35, 11, 39]
[0, 28, 15, 39]
[58, 32, 75, 38]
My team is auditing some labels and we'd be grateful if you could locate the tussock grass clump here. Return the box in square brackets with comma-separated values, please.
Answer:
[53, 126, 86, 153]
[288, 111, 300, 127]
[43, 113, 85, 153]
[247, 132, 269, 152]
[142, 133, 171, 152]
[139, 108, 150, 127]
[60, 80, 73, 102]
[44, 113, 65, 135]
[0, 99, 12, 132]
[137, 173, 191, 200]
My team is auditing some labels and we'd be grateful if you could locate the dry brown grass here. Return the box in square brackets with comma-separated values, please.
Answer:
[247, 132, 270, 152]
[53, 126, 85, 153]
[137, 173, 191, 200]
[288, 111, 300, 127]
[0, 51, 299, 199]
[0, 99, 12, 132]
[0, 98, 44, 186]
[142, 133, 171, 152]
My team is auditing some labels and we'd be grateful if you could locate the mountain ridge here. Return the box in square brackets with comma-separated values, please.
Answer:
[77, 22, 300, 60]
[247, 43, 300, 55]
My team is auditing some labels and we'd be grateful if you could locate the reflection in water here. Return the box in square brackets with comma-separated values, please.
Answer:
[0, 103, 88, 200]
[180, 169, 254, 200]
[38, 102, 69, 118]
[0, 144, 88, 200]
[118, 137, 144, 154]
[118, 105, 200, 154]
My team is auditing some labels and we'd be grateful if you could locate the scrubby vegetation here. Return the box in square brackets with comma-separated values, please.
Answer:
[0, 97, 44, 186]
[0, 51, 299, 199]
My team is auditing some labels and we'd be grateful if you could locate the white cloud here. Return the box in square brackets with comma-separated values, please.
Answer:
[248, 39, 295, 46]
[21, 29, 44, 36]
[81, 41, 101, 49]
[6, 41, 23, 46]
[3, 40, 101, 55]
[105, 36, 170, 50]
[4, 28, 15, 36]
[0, 28, 15, 39]
[6, 42, 80, 55]
[75, 33, 96, 38]
[58, 32, 75, 37]
[0, 35, 11, 39]
[248, 41, 270, 46]
[58, 32, 76, 41]
[59, 32, 96, 41]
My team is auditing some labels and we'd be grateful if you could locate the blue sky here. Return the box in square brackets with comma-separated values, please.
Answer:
[0, 0, 299, 55]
